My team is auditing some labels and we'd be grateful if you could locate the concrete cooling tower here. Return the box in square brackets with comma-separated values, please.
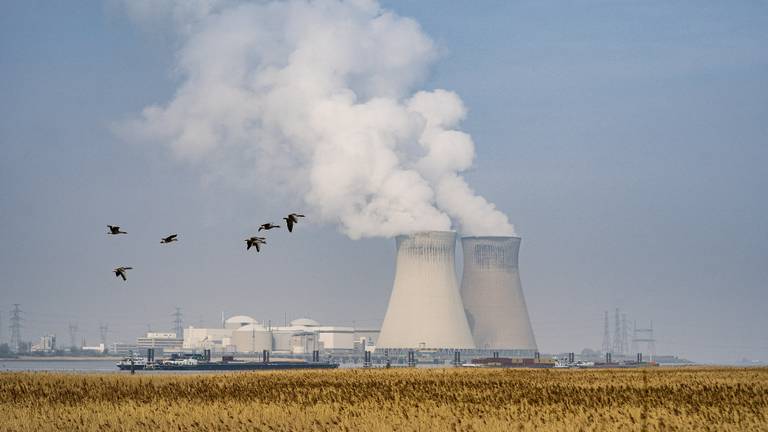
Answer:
[377, 231, 476, 349]
[460, 236, 537, 351]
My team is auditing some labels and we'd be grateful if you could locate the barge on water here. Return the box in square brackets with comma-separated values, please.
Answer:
[117, 352, 339, 371]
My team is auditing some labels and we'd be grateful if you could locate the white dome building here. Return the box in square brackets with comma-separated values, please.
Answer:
[290, 318, 320, 327]
[224, 315, 257, 330]
[232, 324, 272, 353]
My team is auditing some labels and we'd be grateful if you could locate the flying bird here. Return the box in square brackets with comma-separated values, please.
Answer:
[160, 234, 178, 244]
[245, 236, 267, 252]
[113, 267, 133, 281]
[258, 223, 280, 231]
[107, 225, 127, 235]
[283, 213, 305, 232]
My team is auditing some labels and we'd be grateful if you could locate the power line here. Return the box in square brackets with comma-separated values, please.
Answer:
[10, 304, 22, 353]
[68, 322, 79, 350]
[612, 307, 623, 355]
[172, 307, 183, 338]
[99, 323, 108, 347]
[602, 311, 611, 354]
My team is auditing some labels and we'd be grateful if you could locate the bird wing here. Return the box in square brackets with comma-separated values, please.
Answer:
[120, 272, 126, 281]
[168, 234, 177, 240]
[124, 267, 133, 270]
[254, 242, 260, 252]
[287, 219, 293, 232]
[246, 240, 253, 250]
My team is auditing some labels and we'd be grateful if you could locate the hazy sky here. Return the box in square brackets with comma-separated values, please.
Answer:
[1, 1, 766, 363]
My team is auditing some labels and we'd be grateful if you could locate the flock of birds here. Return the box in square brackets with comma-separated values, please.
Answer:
[108, 213, 305, 282]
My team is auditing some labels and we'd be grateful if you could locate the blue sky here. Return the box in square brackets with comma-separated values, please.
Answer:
[1, 0, 766, 362]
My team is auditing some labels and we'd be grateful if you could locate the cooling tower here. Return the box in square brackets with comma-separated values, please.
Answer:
[460, 236, 537, 350]
[377, 231, 476, 349]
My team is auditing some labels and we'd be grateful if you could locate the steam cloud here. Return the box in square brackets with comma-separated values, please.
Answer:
[120, 0, 515, 239]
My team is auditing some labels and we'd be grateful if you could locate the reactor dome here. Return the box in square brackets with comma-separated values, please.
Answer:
[233, 323, 268, 333]
[290, 318, 320, 327]
[224, 315, 257, 329]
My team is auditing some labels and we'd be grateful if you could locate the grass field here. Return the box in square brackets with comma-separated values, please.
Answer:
[1, 367, 766, 431]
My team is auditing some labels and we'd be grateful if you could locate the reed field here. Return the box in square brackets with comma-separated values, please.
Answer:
[0, 367, 766, 431]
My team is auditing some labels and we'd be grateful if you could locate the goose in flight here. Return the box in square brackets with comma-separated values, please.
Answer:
[258, 223, 280, 232]
[245, 236, 266, 252]
[283, 213, 305, 232]
[160, 234, 178, 244]
[113, 267, 133, 281]
[107, 225, 127, 235]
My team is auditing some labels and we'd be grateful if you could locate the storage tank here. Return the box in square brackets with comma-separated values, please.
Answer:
[377, 231, 475, 349]
[460, 236, 537, 350]
[231, 324, 272, 353]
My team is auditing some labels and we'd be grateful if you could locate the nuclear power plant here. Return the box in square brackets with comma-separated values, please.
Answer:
[377, 231, 537, 355]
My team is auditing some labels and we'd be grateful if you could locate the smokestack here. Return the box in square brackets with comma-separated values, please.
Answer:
[460, 236, 537, 351]
[377, 231, 475, 349]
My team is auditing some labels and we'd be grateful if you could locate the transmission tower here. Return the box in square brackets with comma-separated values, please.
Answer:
[172, 307, 183, 338]
[99, 324, 108, 347]
[612, 308, 623, 355]
[601, 311, 611, 354]
[10, 304, 22, 353]
[632, 320, 656, 361]
[621, 313, 630, 355]
[68, 322, 79, 351]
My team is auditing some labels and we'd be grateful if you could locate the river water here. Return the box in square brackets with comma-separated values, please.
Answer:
[1, 359, 119, 372]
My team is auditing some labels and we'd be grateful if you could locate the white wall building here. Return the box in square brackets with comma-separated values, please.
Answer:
[31, 334, 56, 353]
[183, 327, 234, 352]
[137, 332, 183, 352]
[183, 316, 370, 354]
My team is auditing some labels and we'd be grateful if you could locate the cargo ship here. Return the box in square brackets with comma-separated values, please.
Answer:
[117, 353, 338, 371]
[470, 356, 555, 369]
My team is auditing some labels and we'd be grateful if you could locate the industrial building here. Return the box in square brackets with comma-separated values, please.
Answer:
[31, 334, 56, 353]
[181, 316, 357, 354]
[176, 231, 537, 357]
[137, 332, 184, 354]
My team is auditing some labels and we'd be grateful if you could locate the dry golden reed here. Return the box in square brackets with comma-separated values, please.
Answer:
[0, 367, 766, 431]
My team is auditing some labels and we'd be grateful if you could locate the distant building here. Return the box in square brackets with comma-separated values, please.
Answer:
[180, 316, 375, 354]
[111, 342, 139, 356]
[183, 327, 234, 352]
[31, 334, 56, 353]
[353, 328, 380, 347]
[136, 332, 183, 353]
[81, 343, 106, 353]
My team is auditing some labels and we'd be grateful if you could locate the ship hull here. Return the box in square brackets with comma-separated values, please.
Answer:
[120, 362, 339, 371]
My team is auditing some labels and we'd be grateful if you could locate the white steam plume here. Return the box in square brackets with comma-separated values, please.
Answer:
[119, 0, 515, 238]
